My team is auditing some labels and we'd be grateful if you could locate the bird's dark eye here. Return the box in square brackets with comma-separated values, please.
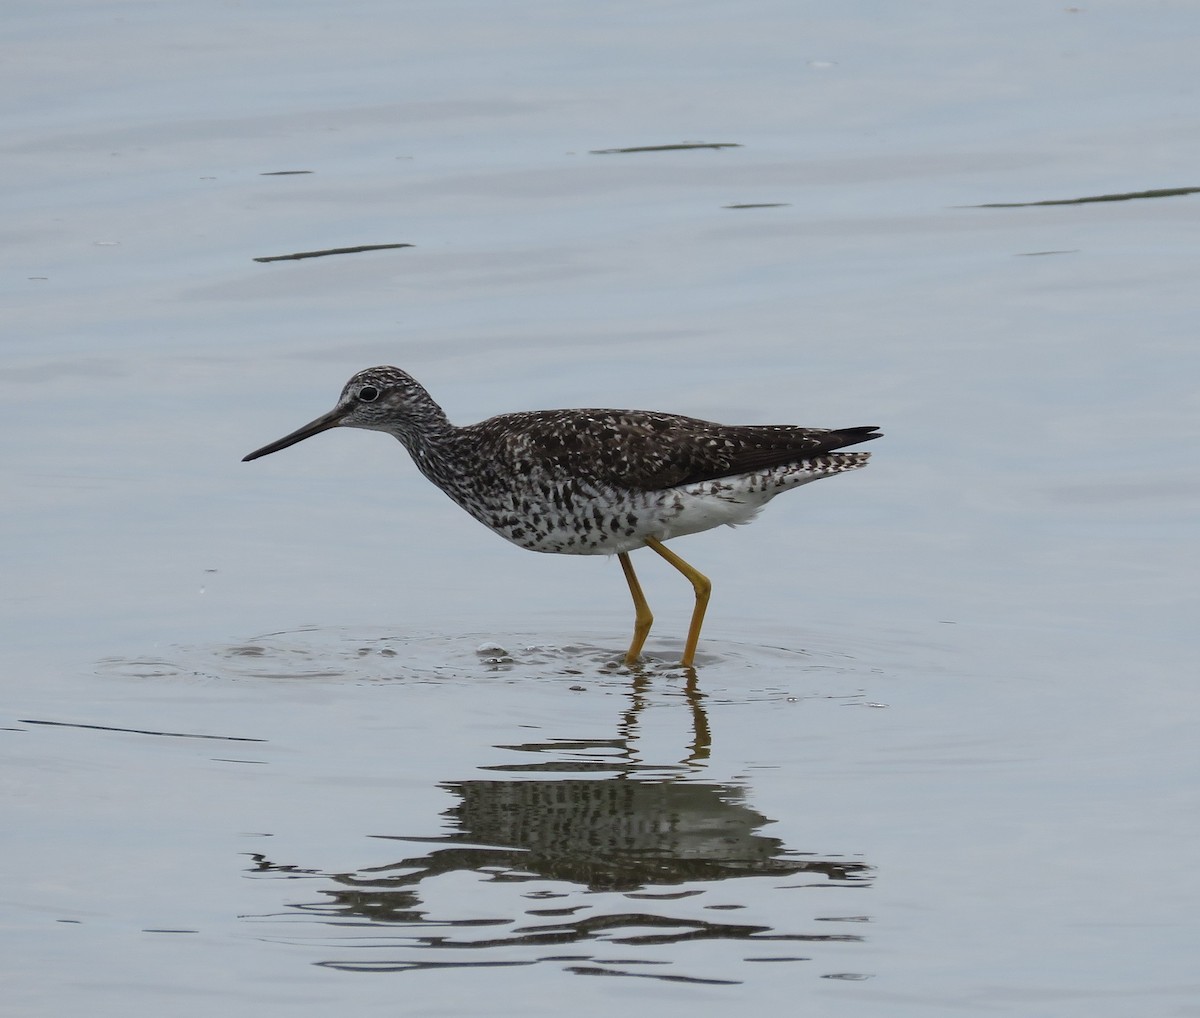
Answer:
[358, 385, 380, 402]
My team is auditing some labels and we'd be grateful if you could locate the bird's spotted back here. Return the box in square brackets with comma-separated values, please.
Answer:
[463, 409, 880, 492]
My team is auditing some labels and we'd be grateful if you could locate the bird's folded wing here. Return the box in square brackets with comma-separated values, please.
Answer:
[476, 410, 879, 491]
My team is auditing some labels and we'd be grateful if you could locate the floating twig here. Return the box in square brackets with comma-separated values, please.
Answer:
[590, 142, 742, 154]
[253, 243, 414, 263]
[969, 186, 1199, 208]
[19, 718, 265, 742]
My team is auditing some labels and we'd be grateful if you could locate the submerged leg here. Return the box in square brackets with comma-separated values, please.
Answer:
[618, 551, 654, 665]
[644, 537, 712, 667]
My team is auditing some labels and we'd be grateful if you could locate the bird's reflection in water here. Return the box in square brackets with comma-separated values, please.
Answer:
[246, 667, 873, 983]
[621, 665, 711, 768]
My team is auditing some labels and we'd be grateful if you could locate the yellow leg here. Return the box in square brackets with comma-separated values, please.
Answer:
[618, 551, 654, 665]
[645, 537, 712, 667]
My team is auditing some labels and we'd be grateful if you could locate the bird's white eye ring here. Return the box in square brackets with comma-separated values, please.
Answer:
[358, 385, 380, 402]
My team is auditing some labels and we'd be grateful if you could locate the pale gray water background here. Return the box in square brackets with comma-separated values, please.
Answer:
[2, 1, 1198, 1015]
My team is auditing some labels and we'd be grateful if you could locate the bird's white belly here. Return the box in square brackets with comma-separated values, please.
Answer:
[655, 483, 768, 539]
[468, 463, 848, 556]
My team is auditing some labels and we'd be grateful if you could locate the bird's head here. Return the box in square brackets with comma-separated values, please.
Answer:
[242, 366, 443, 461]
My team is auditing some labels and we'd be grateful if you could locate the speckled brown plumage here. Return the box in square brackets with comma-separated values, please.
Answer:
[465, 408, 879, 490]
[243, 365, 882, 664]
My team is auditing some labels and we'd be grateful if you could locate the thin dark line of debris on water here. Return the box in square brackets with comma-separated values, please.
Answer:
[968, 186, 1200, 208]
[253, 243, 414, 263]
[590, 142, 742, 154]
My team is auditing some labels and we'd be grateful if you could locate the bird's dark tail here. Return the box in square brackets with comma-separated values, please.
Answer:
[824, 426, 883, 451]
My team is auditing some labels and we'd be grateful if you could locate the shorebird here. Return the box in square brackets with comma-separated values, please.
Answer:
[243, 367, 880, 667]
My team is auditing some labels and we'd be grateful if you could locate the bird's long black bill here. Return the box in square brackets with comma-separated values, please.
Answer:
[242, 407, 344, 461]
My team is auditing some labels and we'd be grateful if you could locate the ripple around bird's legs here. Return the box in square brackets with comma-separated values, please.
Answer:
[95, 625, 888, 707]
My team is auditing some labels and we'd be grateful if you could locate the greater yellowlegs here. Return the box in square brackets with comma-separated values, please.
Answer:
[243, 367, 881, 667]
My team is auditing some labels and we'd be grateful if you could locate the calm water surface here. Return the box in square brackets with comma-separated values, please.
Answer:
[3, 2, 1198, 1016]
